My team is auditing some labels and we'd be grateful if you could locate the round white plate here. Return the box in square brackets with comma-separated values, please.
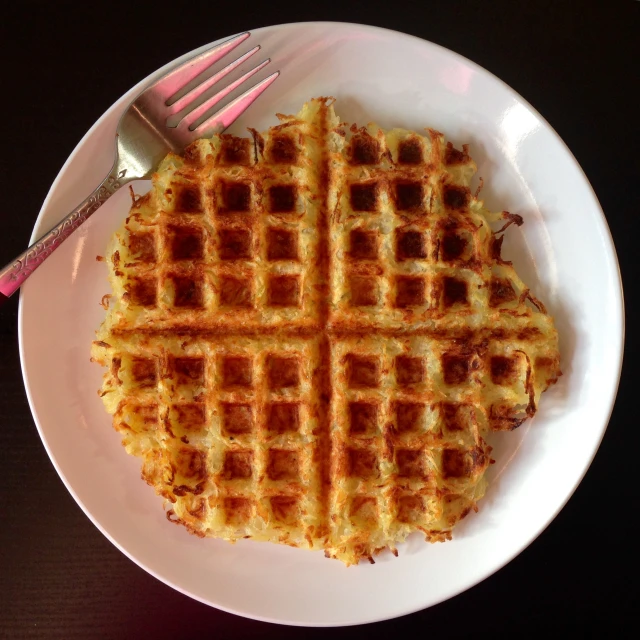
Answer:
[19, 22, 623, 626]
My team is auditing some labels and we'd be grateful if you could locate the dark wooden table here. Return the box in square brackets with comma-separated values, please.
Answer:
[1, 1, 636, 637]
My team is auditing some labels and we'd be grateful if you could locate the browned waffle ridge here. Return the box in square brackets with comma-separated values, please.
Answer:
[91, 98, 561, 565]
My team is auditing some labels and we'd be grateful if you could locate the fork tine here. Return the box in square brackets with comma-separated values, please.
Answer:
[178, 62, 274, 132]
[167, 45, 261, 114]
[150, 32, 250, 102]
[189, 71, 280, 135]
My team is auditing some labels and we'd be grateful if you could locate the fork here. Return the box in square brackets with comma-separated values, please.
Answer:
[0, 32, 278, 306]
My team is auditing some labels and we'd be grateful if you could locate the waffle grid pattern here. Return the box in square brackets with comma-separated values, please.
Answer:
[113, 127, 323, 331]
[93, 99, 560, 565]
[112, 336, 323, 542]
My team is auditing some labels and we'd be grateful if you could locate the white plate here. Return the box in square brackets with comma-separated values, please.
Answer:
[19, 22, 623, 626]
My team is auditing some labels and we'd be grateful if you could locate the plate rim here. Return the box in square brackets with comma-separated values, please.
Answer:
[17, 20, 625, 626]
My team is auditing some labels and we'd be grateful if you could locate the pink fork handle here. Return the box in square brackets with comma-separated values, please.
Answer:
[0, 164, 127, 301]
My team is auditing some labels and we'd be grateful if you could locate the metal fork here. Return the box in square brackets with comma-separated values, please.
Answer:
[0, 32, 278, 305]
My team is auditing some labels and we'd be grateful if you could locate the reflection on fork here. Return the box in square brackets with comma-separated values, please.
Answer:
[0, 32, 278, 304]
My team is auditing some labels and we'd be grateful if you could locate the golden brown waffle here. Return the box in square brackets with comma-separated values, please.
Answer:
[92, 98, 561, 565]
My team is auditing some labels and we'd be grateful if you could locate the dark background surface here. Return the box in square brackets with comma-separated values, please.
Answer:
[1, 0, 637, 637]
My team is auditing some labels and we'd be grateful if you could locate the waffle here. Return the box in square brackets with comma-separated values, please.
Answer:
[92, 98, 561, 565]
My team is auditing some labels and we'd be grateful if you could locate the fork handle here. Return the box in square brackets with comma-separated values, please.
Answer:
[0, 164, 130, 303]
